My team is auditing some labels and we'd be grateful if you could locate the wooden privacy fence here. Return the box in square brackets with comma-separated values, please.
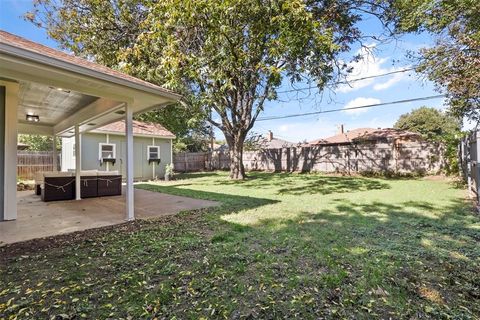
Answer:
[17, 151, 60, 180]
[174, 141, 444, 175]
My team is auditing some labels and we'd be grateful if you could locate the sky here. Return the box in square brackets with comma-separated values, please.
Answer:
[0, 0, 448, 143]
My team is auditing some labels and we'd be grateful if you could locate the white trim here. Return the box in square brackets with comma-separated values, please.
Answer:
[170, 138, 173, 170]
[105, 134, 110, 171]
[75, 125, 81, 200]
[125, 104, 134, 221]
[147, 145, 160, 160]
[99, 142, 116, 161]
[151, 138, 156, 179]
[90, 130, 176, 140]
[52, 134, 57, 171]
[2, 80, 18, 220]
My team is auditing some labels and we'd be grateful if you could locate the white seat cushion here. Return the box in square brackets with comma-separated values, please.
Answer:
[80, 170, 98, 176]
[44, 172, 74, 178]
[98, 170, 119, 176]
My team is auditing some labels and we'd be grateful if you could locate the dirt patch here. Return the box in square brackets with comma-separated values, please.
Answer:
[0, 209, 211, 265]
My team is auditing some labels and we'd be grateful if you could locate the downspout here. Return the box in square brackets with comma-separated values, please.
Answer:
[152, 137, 156, 180]
[105, 134, 110, 171]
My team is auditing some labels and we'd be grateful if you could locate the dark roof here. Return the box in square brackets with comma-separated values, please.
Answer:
[0, 30, 180, 98]
[93, 120, 175, 138]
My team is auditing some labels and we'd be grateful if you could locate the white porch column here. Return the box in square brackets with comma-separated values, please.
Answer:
[125, 104, 134, 220]
[74, 125, 81, 200]
[1, 81, 19, 221]
[52, 134, 57, 171]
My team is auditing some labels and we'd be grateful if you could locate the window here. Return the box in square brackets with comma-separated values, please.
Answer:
[147, 145, 160, 160]
[99, 143, 116, 160]
[72, 143, 76, 158]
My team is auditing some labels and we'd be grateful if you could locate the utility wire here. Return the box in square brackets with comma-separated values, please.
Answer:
[277, 67, 416, 94]
[257, 94, 445, 122]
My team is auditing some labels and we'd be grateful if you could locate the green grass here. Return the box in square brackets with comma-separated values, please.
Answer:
[1, 172, 479, 319]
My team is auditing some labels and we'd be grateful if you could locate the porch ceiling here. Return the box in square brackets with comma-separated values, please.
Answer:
[18, 81, 98, 127]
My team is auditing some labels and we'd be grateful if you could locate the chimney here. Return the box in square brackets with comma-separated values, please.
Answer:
[267, 130, 273, 141]
[338, 124, 344, 135]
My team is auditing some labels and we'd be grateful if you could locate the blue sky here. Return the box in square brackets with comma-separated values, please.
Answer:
[0, 0, 447, 142]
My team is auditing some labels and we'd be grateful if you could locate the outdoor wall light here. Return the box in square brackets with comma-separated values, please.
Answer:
[48, 86, 71, 93]
[26, 114, 40, 122]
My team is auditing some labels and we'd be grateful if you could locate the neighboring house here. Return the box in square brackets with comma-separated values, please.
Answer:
[309, 125, 422, 146]
[257, 131, 296, 149]
[62, 120, 175, 180]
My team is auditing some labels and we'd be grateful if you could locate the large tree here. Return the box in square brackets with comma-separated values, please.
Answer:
[394, 106, 462, 174]
[384, 0, 480, 122]
[28, 0, 381, 179]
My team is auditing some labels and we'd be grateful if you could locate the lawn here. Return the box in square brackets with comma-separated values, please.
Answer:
[1, 172, 479, 319]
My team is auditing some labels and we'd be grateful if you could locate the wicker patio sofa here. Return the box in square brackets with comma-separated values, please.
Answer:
[80, 170, 99, 198]
[37, 170, 122, 201]
[97, 171, 122, 196]
[40, 172, 75, 202]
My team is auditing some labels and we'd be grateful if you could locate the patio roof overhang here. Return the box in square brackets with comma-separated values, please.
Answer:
[0, 31, 181, 137]
[0, 30, 182, 222]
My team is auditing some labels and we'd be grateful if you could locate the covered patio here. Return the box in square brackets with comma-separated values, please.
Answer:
[0, 188, 218, 244]
[0, 31, 183, 228]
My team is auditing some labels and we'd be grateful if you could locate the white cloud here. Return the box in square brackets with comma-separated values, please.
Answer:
[373, 72, 406, 90]
[337, 45, 410, 93]
[343, 97, 381, 115]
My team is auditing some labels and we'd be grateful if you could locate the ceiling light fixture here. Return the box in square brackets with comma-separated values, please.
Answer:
[26, 114, 40, 122]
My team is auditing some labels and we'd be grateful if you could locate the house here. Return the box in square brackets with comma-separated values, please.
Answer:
[257, 130, 296, 149]
[309, 125, 422, 145]
[61, 120, 175, 180]
[0, 30, 181, 222]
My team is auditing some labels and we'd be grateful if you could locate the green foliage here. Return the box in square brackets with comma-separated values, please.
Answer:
[18, 134, 60, 151]
[165, 163, 174, 176]
[394, 107, 461, 140]
[2, 172, 478, 318]
[385, 0, 480, 122]
[394, 107, 462, 174]
[135, 103, 210, 152]
[27, 0, 377, 178]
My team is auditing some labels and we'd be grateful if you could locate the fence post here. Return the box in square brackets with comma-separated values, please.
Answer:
[184, 152, 188, 173]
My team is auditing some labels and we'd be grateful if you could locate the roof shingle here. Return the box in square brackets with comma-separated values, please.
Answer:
[93, 120, 175, 138]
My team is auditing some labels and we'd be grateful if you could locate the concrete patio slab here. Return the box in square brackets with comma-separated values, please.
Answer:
[0, 188, 218, 244]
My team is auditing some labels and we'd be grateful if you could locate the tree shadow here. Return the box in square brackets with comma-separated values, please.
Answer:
[136, 183, 279, 212]
[211, 171, 391, 196]
[277, 175, 391, 195]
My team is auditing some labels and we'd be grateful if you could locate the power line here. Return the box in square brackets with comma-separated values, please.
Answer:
[257, 94, 445, 122]
[277, 67, 416, 94]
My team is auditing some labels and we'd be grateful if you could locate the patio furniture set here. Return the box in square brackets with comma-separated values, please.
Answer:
[34, 170, 122, 202]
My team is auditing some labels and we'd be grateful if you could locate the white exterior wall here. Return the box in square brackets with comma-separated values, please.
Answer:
[61, 133, 173, 180]
[1, 81, 19, 221]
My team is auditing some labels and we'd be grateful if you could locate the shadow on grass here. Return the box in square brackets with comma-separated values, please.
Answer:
[174, 172, 223, 180]
[1, 179, 478, 319]
[209, 171, 391, 195]
[138, 181, 479, 316]
[136, 183, 279, 211]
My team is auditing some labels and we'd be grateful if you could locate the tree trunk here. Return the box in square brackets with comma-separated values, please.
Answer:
[226, 133, 246, 179]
